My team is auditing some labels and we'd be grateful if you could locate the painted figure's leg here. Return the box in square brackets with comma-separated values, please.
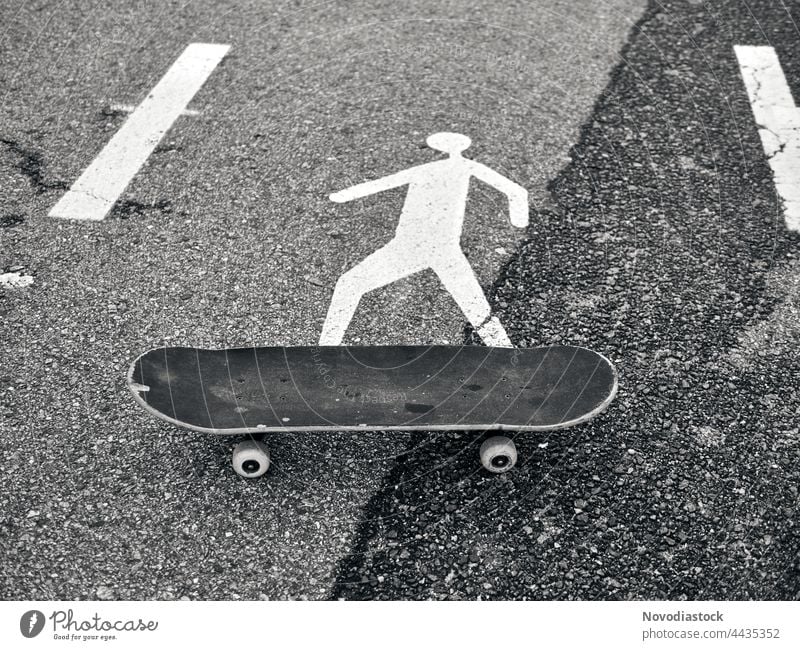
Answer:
[432, 252, 513, 347]
[320, 241, 423, 345]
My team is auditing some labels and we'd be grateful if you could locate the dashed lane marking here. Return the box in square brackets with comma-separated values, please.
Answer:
[109, 103, 200, 117]
[48, 43, 230, 221]
[735, 45, 800, 232]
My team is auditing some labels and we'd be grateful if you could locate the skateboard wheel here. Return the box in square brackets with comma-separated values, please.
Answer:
[479, 436, 517, 474]
[232, 439, 270, 478]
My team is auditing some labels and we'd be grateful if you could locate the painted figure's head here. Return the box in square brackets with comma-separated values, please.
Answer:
[426, 132, 472, 155]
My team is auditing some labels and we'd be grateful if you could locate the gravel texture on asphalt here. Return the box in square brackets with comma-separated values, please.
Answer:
[0, 1, 643, 599]
[332, 0, 800, 600]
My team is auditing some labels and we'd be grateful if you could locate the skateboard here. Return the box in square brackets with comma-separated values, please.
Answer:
[127, 345, 618, 477]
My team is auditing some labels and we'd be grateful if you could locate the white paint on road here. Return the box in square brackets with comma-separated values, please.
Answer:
[0, 271, 34, 289]
[109, 103, 201, 117]
[321, 132, 528, 348]
[735, 45, 800, 231]
[49, 43, 230, 221]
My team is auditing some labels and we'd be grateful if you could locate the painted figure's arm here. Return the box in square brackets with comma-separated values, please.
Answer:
[329, 168, 414, 203]
[470, 162, 529, 228]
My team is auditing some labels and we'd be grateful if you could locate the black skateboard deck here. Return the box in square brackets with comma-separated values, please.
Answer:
[127, 345, 618, 434]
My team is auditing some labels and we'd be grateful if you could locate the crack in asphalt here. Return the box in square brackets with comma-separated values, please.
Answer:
[0, 137, 68, 194]
[0, 213, 25, 228]
[110, 198, 173, 219]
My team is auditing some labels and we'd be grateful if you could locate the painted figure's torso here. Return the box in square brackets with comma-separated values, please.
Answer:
[393, 157, 475, 246]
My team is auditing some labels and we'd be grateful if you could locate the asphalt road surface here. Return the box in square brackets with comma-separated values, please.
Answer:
[1, 0, 798, 601]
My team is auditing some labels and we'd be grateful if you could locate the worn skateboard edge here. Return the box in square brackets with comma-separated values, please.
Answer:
[126, 345, 619, 436]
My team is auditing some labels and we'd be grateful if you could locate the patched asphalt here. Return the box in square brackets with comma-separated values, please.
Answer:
[0, 1, 645, 599]
[332, 0, 800, 600]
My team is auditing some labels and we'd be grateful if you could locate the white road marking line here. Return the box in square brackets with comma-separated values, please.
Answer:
[735, 45, 800, 231]
[0, 271, 34, 289]
[109, 103, 201, 117]
[321, 132, 528, 348]
[49, 43, 230, 221]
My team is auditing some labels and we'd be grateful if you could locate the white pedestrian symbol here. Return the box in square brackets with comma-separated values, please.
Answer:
[321, 132, 529, 347]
